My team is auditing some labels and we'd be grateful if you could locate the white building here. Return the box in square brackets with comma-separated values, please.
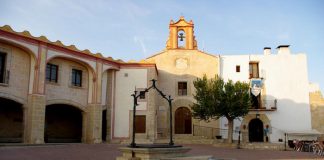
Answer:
[220, 46, 314, 143]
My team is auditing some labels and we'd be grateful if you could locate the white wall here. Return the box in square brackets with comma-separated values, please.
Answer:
[114, 69, 147, 138]
[220, 55, 250, 83]
[220, 52, 312, 142]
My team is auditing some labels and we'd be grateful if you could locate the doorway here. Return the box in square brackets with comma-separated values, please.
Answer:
[248, 118, 264, 142]
[175, 107, 192, 134]
[0, 97, 23, 143]
[102, 110, 107, 141]
[45, 104, 82, 143]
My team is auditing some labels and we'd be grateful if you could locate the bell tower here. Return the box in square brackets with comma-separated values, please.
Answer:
[166, 16, 198, 50]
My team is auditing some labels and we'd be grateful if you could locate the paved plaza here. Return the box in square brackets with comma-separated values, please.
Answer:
[0, 143, 322, 160]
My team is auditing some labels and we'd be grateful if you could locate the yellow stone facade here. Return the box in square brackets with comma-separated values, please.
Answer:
[309, 91, 324, 140]
[146, 17, 220, 138]
[0, 24, 156, 144]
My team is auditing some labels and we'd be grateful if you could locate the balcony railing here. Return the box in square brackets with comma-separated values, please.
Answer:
[249, 99, 277, 111]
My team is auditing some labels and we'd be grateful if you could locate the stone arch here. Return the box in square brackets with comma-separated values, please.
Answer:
[175, 107, 192, 134]
[0, 38, 37, 96]
[172, 98, 194, 112]
[100, 68, 118, 142]
[0, 38, 37, 60]
[249, 118, 263, 142]
[101, 68, 119, 106]
[46, 55, 96, 76]
[46, 56, 96, 104]
[0, 92, 26, 105]
[45, 103, 84, 143]
[0, 97, 24, 143]
[240, 114, 271, 143]
[46, 99, 86, 111]
[172, 99, 194, 135]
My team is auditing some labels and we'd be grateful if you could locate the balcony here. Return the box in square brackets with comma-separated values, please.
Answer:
[249, 99, 277, 111]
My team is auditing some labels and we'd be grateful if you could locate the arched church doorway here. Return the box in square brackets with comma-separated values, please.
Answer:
[249, 118, 264, 142]
[175, 107, 192, 134]
[45, 104, 82, 143]
[0, 97, 23, 143]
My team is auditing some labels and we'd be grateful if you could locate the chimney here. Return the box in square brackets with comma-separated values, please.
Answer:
[277, 45, 291, 55]
[263, 47, 271, 55]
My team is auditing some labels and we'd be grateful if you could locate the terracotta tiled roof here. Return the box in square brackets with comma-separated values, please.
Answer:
[0, 25, 154, 65]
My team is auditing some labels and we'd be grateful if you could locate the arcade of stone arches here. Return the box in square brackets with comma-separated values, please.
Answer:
[0, 97, 270, 144]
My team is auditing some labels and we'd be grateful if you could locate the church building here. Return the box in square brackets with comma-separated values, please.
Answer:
[0, 16, 321, 145]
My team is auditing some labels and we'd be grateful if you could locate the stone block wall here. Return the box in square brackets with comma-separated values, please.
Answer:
[0, 43, 31, 103]
[310, 91, 324, 140]
[24, 94, 46, 144]
[45, 58, 89, 108]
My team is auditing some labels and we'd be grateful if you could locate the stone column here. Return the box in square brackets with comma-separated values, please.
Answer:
[186, 27, 192, 49]
[146, 97, 157, 142]
[171, 27, 177, 49]
[81, 112, 88, 143]
[24, 94, 46, 144]
[146, 68, 158, 142]
[105, 69, 115, 142]
[85, 104, 102, 143]
[23, 44, 47, 144]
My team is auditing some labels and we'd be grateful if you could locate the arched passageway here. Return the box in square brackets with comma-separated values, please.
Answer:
[175, 107, 192, 134]
[45, 104, 82, 143]
[249, 118, 264, 142]
[0, 97, 23, 143]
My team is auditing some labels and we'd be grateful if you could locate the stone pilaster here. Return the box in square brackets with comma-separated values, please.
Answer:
[146, 97, 156, 142]
[33, 44, 47, 95]
[146, 68, 158, 142]
[84, 104, 102, 143]
[83, 61, 104, 143]
[310, 91, 324, 140]
[24, 94, 46, 144]
[105, 106, 112, 142]
[105, 70, 114, 142]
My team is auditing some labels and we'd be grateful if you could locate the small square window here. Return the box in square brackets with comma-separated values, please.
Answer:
[236, 65, 240, 73]
[139, 91, 145, 99]
[72, 69, 82, 87]
[178, 82, 187, 96]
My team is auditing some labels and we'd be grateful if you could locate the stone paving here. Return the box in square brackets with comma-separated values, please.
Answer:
[0, 143, 322, 160]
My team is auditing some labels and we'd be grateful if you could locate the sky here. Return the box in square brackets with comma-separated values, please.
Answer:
[0, 0, 323, 93]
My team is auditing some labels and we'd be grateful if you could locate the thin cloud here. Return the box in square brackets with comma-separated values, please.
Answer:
[133, 36, 147, 55]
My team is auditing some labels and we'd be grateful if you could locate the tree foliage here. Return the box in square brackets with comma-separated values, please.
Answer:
[191, 75, 251, 142]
